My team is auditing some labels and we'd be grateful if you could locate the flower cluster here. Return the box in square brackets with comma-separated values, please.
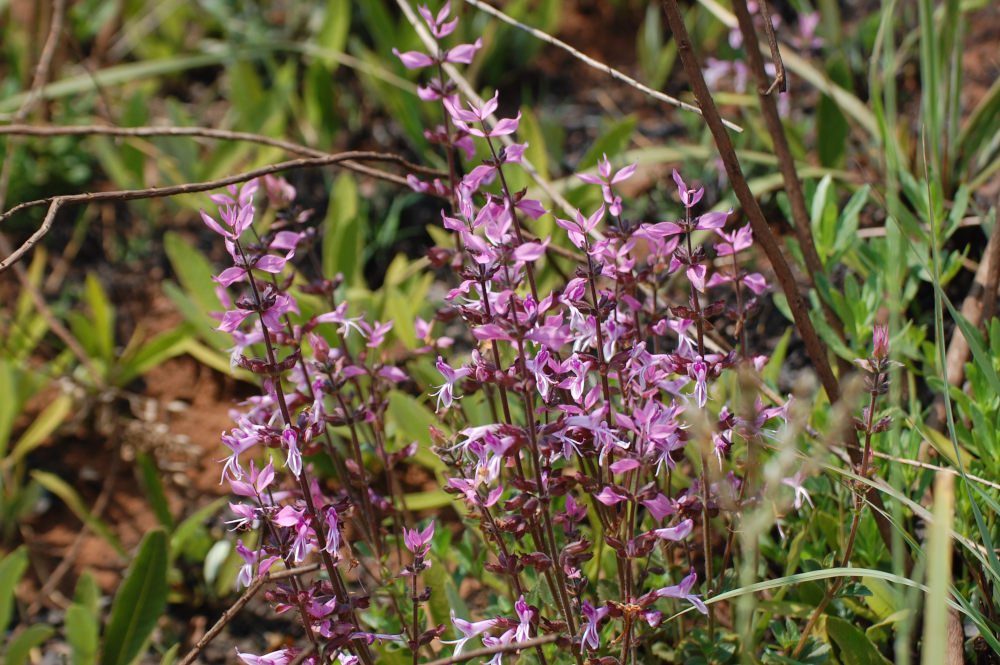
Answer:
[198, 4, 804, 665]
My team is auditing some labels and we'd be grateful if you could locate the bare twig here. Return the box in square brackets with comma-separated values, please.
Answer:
[178, 563, 320, 665]
[755, 0, 786, 94]
[0, 150, 431, 274]
[731, 0, 848, 364]
[461, 0, 742, 133]
[660, 0, 905, 571]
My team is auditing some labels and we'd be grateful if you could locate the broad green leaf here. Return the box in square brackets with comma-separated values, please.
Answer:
[0, 546, 28, 632]
[386, 391, 447, 478]
[137, 451, 174, 530]
[4, 623, 57, 665]
[424, 555, 453, 629]
[403, 489, 453, 512]
[861, 577, 898, 621]
[31, 471, 125, 556]
[823, 616, 891, 665]
[816, 57, 851, 168]
[5, 394, 74, 469]
[101, 528, 169, 665]
[66, 604, 100, 665]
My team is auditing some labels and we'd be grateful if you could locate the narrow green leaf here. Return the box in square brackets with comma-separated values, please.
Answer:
[316, 0, 350, 63]
[0, 546, 28, 632]
[73, 571, 100, 615]
[137, 451, 174, 530]
[31, 471, 125, 556]
[5, 394, 74, 469]
[101, 528, 169, 665]
[117, 327, 192, 386]
[922, 473, 954, 665]
[322, 173, 362, 287]
[169, 496, 228, 563]
[159, 644, 180, 665]
[84, 274, 115, 364]
[4, 623, 57, 665]
[66, 604, 100, 665]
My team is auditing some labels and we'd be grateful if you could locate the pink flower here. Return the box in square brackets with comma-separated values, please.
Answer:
[431, 356, 472, 411]
[403, 520, 435, 557]
[576, 153, 637, 216]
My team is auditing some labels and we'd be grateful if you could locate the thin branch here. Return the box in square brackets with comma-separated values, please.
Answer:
[0, 150, 428, 274]
[422, 634, 560, 665]
[756, 0, 786, 94]
[461, 0, 743, 133]
[660, 0, 906, 570]
[731, 0, 847, 362]
[178, 563, 321, 665]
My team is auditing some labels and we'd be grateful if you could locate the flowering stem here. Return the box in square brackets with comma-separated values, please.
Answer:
[793, 381, 882, 658]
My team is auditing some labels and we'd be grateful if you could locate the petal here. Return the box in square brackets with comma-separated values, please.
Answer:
[393, 48, 435, 69]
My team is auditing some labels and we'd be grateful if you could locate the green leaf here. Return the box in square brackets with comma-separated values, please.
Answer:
[101, 528, 169, 665]
[4, 623, 57, 665]
[73, 571, 100, 614]
[322, 173, 363, 287]
[578, 116, 637, 172]
[84, 274, 115, 364]
[402, 489, 454, 511]
[0, 546, 28, 632]
[816, 57, 851, 168]
[316, 0, 350, 64]
[116, 327, 193, 386]
[4, 393, 74, 469]
[31, 471, 125, 556]
[423, 556, 453, 630]
[162, 232, 230, 349]
[169, 496, 228, 563]
[66, 603, 100, 665]
[823, 616, 891, 665]
[137, 451, 174, 530]
[386, 391, 448, 479]
[159, 644, 180, 665]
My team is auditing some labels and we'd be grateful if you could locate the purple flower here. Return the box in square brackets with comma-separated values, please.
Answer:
[577, 153, 637, 216]
[444, 92, 520, 138]
[652, 518, 694, 541]
[554, 205, 605, 250]
[418, 2, 459, 39]
[672, 169, 704, 208]
[781, 469, 814, 510]
[872, 324, 889, 361]
[714, 223, 754, 256]
[653, 570, 708, 615]
[273, 505, 314, 562]
[403, 520, 435, 558]
[441, 612, 498, 656]
[580, 600, 609, 652]
[235, 648, 292, 665]
[431, 356, 472, 411]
